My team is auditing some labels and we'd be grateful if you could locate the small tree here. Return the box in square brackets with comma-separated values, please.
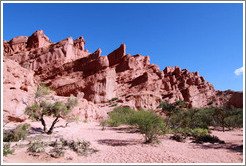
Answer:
[212, 105, 236, 132]
[157, 100, 188, 129]
[25, 85, 78, 134]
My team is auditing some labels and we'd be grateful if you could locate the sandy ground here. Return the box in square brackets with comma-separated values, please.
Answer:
[3, 119, 244, 164]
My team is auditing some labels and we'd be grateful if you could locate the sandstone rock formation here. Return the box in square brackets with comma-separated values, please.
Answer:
[3, 58, 36, 123]
[3, 30, 243, 122]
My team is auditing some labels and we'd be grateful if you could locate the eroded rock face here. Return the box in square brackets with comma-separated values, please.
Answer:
[3, 58, 37, 123]
[229, 91, 243, 108]
[3, 29, 243, 123]
[27, 30, 51, 49]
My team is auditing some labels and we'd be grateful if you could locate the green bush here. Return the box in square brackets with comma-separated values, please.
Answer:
[107, 107, 165, 143]
[68, 139, 98, 156]
[66, 97, 78, 110]
[107, 107, 136, 127]
[129, 110, 165, 143]
[27, 140, 45, 153]
[35, 84, 53, 98]
[3, 123, 30, 142]
[190, 128, 209, 137]
[224, 108, 243, 129]
[3, 143, 14, 156]
[170, 108, 213, 130]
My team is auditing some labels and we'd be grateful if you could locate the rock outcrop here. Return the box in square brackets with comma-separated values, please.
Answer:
[3, 30, 243, 122]
[3, 58, 37, 123]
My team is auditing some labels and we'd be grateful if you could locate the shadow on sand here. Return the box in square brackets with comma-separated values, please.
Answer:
[29, 127, 44, 134]
[194, 142, 243, 153]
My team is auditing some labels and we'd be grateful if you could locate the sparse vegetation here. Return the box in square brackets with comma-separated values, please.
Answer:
[27, 140, 46, 153]
[25, 84, 78, 134]
[129, 110, 165, 143]
[3, 123, 30, 142]
[3, 143, 15, 156]
[106, 107, 165, 143]
[107, 107, 136, 127]
[158, 100, 243, 143]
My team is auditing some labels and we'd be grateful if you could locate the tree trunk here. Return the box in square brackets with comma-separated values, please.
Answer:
[47, 117, 59, 135]
[40, 115, 47, 133]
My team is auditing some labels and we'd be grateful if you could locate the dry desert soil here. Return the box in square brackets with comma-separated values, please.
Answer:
[3, 119, 244, 164]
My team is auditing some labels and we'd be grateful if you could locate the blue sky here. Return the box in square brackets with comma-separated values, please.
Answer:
[3, 3, 244, 91]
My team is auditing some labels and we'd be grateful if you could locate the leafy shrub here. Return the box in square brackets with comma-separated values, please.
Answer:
[3, 143, 14, 156]
[27, 140, 45, 153]
[129, 110, 165, 143]
[35, 84, 53, 98]
[13, 123, 30, 140]
[68, 139, 98, 156]
[170, 108, 213, 130]
[107, 107, 165, 143]
[224, 108, 243, 129]
[190, 128, 209, 137]
[66, 97, 78, 110]
[107, 107, 136, 127]
[3, 123, 30, 142]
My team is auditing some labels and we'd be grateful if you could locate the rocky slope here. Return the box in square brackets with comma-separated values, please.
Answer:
[3, 30, 243, 122]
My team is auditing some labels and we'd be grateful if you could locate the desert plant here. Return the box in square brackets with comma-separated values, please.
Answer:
[25, 85, 78, 134]
[27, 140, 45, 153]
[107, 107, 136, 127]
[3, 123, 30, 142]
[224, 107, 243, 129]
[3, 143, 15, 156]
[212, 105, 232, 132]
[190, 128, 209, 137]
[157, 100, 188, 129]
[35, 84, 53, 99]
[50, 147, 65, 158]
[69, 139, 98, 156]
[170, 108, 213, 130]
[129, 110, 165, 143]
